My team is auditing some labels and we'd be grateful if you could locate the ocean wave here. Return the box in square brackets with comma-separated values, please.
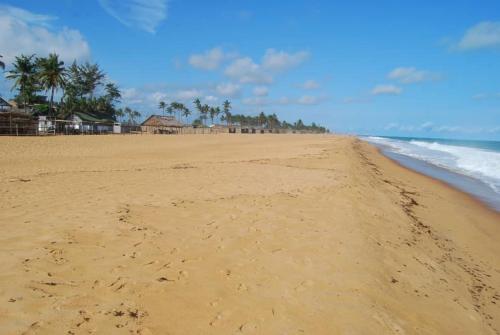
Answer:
[364, 136, 500, 194]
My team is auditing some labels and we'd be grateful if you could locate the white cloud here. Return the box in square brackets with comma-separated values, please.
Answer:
[457, 21, 500, 50]
[472, 92, 500, 100]
[383, 122, 500, 135]
[0, 5, 90, 63]
[224, 57, 273, 84]
[419, 121, 434, 131]
[262, 49, 309, 72]
[297, 95, 320, 105]
[388, 67, 440, 84]
[384, 123, 399, 130]
[343, 96, 371, 104]
[277, 97, 291, 105]
[175, 89, 202, 100]
[371, 84, 402, 96]
[253, 86, 269, 96]
[224, 49, 309, 84]
[216, 82, 241, 97]
[242, 95, 325, 106]
[122, 87, 202, 110]
[472, 93, 488, 100]
[121, 88, 147, 105]
[0, 5, 55, 26]
[204, 95, 218, 103]
[435, 125, 462, 132]
[300, 79, 320, 90]
[242, 97, 269, 106]
[189, 47, 225, 70]
[149, 91, 168, 104]
[98, 0, 168, 34]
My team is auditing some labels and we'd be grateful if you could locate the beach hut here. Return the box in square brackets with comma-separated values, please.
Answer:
[66, 112, 115, 134]
[0, 97, 12, 112]
[0, 110, 36, 135]
[141, 115, 184, 134]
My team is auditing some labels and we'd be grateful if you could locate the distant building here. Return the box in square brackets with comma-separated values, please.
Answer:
[66, 112, 116, 134]
[141, 115, 184, 134]
[0, 110, 35, 135]
[0, 97, 12, 112]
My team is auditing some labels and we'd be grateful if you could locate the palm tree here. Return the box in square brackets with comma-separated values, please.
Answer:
[209, 106, 217, 125]
[258, 111, 266, 127]
[6, 54, 37, 112]
[132, 110, 141, 123]
[169, 102, 186, 121]
[223, 100, 232, 125]
[166, 105, 174, 116]
[201, 104, 209, 126]
[159, 101, 166, 116]
[37, 53, 66, 117]
[104, 83, 121, 104]
[115, 108, 124, 122]
[182, 107, 191, 123]
[124, 107, 141, 124]
[193, 98, 202, 122]
[80, 62, 105, 99]
[0, 55, 5, 70]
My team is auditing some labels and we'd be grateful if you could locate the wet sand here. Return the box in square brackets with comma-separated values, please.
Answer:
[0, 134, 499, 334]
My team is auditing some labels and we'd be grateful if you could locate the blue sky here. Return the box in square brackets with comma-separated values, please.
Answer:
[1, 0, 500, 139]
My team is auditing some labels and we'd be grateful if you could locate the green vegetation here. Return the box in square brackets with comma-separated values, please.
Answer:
[157, 101, 192, 123]
[3, 53, 327, 132]
[115, 107, 141, 125]
[4, 53, 137, 122]
[192, 97, 328, 133]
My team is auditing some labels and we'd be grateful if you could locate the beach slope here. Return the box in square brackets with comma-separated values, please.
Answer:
[0, 135, 499, 334]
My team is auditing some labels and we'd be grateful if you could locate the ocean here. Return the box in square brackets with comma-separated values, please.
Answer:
[362, 136, 500, 212]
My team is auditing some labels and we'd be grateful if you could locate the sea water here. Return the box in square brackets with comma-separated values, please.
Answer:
[362, 136, 500, 212]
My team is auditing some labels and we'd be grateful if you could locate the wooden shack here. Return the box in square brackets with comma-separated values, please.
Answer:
[141, 115, 184, 134]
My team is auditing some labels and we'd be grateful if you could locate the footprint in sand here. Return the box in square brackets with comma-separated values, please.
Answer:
[294, 280, 315, 292]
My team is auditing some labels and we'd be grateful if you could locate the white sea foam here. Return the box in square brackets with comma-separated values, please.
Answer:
[364, 136, 500, 194]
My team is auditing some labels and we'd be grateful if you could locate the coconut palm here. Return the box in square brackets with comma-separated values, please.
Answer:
[166, 105, 174, 116]
[193, 98, 202, 121]
[79, 62, 105, 98]
[159, 101, 166, 116]
[258, 111, 266, 127]
[104, 83, 121, 104]
[115, 108, 124, 122]
[223, 100, 232, 125]
[208, 106, 217, 125]
[216, 107, 221, 123]
[0, 55, 5, 70]
[123, 107, 141, 124]
[201, 104, 209, 126]
[169, 102, 186, 120]
[182, 107, 191, 123]
[37, 53, 66, 116]
[6, 54, 37, 112]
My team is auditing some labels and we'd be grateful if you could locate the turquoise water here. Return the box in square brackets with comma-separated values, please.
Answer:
[363, 136, 500, 211]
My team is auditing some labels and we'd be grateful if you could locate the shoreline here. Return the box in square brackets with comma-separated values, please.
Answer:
[362, 136, 500, 213]
[1, 134, 499, 334]
[365, 138, 500, 215]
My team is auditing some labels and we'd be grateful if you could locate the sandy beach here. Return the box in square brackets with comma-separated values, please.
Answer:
[1, 134, 499, 334]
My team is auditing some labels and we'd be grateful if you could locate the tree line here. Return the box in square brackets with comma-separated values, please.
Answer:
[3, 53, 141, 124]
[157, 98, 327, 132]
[2, 53, 328, 132]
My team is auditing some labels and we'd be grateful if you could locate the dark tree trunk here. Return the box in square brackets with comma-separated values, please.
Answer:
[50, 86, 55, 118]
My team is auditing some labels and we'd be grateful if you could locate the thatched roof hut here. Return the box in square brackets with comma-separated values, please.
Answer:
[141, 115, 184, 134]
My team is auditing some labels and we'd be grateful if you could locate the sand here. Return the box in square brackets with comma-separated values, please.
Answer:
[0, 134, 499, 334]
